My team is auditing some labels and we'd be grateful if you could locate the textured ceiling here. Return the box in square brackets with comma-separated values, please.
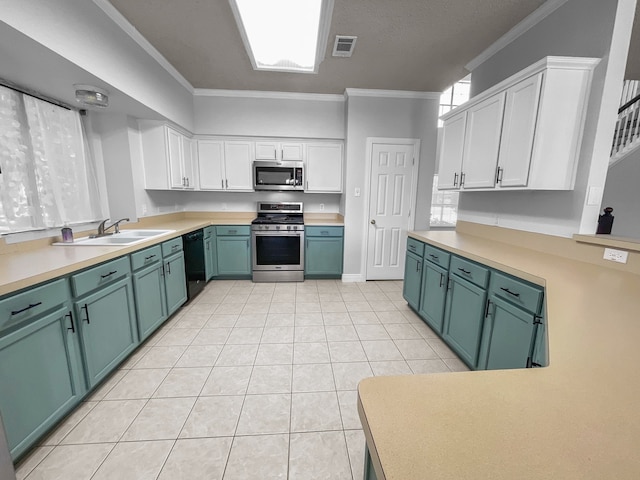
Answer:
[108, 0, 640, 94]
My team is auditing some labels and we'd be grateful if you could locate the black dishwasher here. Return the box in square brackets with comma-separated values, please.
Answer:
[182, 229, 206, 301]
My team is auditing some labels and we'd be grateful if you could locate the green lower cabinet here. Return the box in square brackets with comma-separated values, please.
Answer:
[216, 236, 251, 277]
[132, 262, 168, 341]
[418, 261, 448, 333]
[165, 252, 188, 315]
[305, 236, 344, 278]
[477, 295, 538, 370]
[442, 275, 487, 369]
[0, 305, 84, 459]
[74, 277, 138, 388]
[402, 251, 423, 310]
[364, 444, 378, 480]
[204, 228, 217, 280]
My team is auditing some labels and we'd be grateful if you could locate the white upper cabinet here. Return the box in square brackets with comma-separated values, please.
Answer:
[197, 140, 225, 190]
[224, 141, 254, 191]
[438, 113, 467, 190]
[140, 122, 196, 190]
[496, 73, 543, 188]
[255, 141, 304, 161]
[437, 56, 599, 192]
[305, 142, 343, 193]
[460, 92, 505, 189]
[197, 139, 253, 192]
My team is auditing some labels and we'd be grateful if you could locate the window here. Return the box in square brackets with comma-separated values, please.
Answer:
[0, 86, 102, 234]
[430, 175, 459, 227]
[439, 75, 471, 127]
[230, 0, 332, 73]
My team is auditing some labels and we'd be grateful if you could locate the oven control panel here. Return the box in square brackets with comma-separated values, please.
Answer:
[252, 224, 304, 231]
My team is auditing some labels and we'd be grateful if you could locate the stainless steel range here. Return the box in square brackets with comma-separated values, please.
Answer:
[251, 202, 304, 282]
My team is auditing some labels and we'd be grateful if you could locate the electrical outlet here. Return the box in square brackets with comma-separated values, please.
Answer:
[222, 203, 227, 211]
[603, 248, 628, 264]
[354, 188, 361, 197]
[319, 203, 324, 211]
[141, 204, 147, 215]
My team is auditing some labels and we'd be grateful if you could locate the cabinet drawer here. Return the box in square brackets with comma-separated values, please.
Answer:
[406, 237, 425, 257]
[130, 245, 163, 271]
[71, 257, 131, 298]
[306, 226, 343, 237]
[0, 279, 69, 334]
[490, 271, 544, 314]
[423, 244, 450, 269]
[450, 256, 489, 289]
[162, 237, 183, 257]
[216, 225, 250, 236]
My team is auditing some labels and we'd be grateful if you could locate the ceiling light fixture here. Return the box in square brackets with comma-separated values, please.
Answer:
[229, 0, 334, 74]
[74, 84, 109, 108]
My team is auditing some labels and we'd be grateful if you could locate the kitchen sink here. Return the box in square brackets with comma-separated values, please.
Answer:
[54, 229, 175, 246]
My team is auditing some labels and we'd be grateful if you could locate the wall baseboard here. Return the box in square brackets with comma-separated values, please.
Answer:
[341, 274, 365, 283]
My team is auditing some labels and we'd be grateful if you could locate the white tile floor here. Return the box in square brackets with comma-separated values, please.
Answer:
[16, 279, 468, 480]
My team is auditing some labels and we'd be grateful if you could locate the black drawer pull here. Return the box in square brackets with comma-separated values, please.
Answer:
[172, 244, 179, 250]
[66, 311, 75, 333]
[11, 301, 42, 316]
[144, 254, 157, 261]
[81, 304, 90, 324]
[100, 270, 117, 279]
[429, 254, 439, 260]
[458, 268, 471, 275]
[500, 287, 520, 297]
[408, 245, 416, 251]
[321, 231, 329, 235]
[228, 230, 237, 234]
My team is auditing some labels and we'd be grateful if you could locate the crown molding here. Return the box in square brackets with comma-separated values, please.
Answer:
[344, 89, 440, 100]
[194, 89, 345, 102]
[93, 0, 194, 93]
[465, 0, 570, 72]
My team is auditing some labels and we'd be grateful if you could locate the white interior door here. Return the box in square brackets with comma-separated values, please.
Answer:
[366, 141, 418, 280]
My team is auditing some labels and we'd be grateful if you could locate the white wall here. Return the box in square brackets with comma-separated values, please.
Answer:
[343, 93, 439, 278]
[601, 149, 640, 238]
[0, 0, 194, 130]
[178, 191, 341, 214]
[458, 0, 635, 237]
[194, 94, 345, 139]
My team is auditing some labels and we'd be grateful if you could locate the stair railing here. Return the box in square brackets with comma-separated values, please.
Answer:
[611, 80, 640, 158]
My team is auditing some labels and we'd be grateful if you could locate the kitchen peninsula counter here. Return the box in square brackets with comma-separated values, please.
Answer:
[358, 226, 640, 479]
[0, 214, 254, 297]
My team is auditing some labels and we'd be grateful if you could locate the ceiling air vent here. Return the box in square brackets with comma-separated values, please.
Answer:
[332, 35, 357, 57]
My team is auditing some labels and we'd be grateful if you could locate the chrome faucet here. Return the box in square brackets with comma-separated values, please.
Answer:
[95, 218, 130, 237]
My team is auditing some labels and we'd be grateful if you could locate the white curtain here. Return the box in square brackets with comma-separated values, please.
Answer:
[0, 85, 103, 234]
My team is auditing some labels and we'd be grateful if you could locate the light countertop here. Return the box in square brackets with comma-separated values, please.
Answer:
[0, 216, 248, 297]
[358, 229, 640, 479]
[0, 212, 345, 297]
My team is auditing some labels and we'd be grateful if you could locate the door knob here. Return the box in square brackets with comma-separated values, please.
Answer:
[370, 219, 376, 225]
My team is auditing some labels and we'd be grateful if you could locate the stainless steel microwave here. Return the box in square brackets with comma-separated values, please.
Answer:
[253, 161, 304, 191]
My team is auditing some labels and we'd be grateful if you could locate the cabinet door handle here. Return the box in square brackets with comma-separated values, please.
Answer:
[100, 270, 117, 279]
[81, 304, 90, 324]
[485, 299, 493, 318]
[226, 179, 229, 189]
[453, 172, 458, 187]
[221, 179, 224, 189]
[439, 272, 444, 288]
[458, 267, 471, 275]
[500, 287, 520, 298]
[144, 254, 157, 261]
[460, 172, 466, 187]
[66, 311, 75, 333]
[496, 166, 504, 184]
[416, 262, 421, 272]
[166, 261, 171, 275]
[10, 301, 42, 316]
[306, 180, 309, 190]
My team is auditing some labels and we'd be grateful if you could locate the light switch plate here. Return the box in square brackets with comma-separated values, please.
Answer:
[354, 188, 361, 197]
[603, 248, 628, 263]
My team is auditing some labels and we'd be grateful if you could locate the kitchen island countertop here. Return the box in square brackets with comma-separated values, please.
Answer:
[358, 228, 640, 479]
